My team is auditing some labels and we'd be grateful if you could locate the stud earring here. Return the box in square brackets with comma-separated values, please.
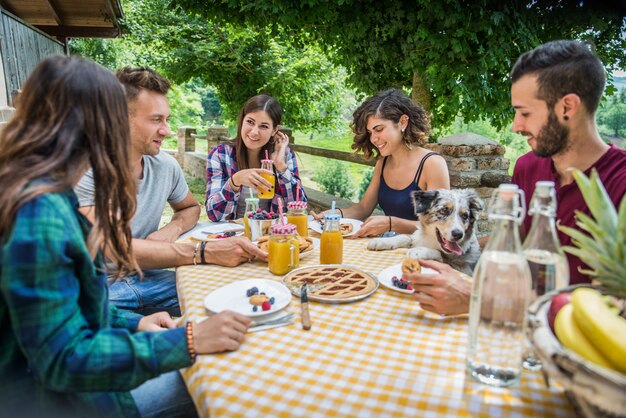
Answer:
[563, 114, 569, 121]
[401, 128, 405, 133]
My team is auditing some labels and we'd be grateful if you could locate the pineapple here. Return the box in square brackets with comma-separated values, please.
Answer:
[558, 168, 626, 301]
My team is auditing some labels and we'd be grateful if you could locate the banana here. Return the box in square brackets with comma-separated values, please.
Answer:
[554, 303, 614, 370]
[571, 287, 626, 374]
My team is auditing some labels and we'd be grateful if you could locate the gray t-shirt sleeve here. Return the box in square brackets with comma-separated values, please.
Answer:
[74, 169, 96, 207]
[167, 156, 189, 205]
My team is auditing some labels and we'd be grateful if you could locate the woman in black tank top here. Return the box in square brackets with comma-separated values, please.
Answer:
[312, 89, 450, 237]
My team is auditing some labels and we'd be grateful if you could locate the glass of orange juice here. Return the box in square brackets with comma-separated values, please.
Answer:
[320, 213, 343, 264]
[268, 223, 299, 275]
[287, 201, 308, 237]
[257, 159, 275, 199]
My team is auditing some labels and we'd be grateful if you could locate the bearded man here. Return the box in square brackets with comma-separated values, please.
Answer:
[511, 39, 626, 284]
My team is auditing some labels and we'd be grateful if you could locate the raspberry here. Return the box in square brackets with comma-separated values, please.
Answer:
[262, 301, 271, 311]
[268, 212, 275, 218]
[248, 212, 254, 218]
[406, 284, 413, 291]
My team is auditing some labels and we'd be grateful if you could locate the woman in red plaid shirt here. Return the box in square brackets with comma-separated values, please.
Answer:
[205, 95, 307, 221]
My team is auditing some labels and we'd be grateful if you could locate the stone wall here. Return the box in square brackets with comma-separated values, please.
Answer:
[172, 127, 511, 236]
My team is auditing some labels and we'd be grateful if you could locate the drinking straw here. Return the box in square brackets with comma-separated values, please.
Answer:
[249, 186, 254, 199]
[331, 200, 336, 215]
[296, 184, 301, 201]
[265, 150, 269, 160]
[278, 197, 287, 225]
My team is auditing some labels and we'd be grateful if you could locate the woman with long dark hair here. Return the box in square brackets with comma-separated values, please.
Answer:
[205, 94, 306, 221]
[0, 56, 251, 417]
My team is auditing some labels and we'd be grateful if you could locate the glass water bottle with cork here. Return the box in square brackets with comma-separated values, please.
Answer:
[320, 201, 343, 264]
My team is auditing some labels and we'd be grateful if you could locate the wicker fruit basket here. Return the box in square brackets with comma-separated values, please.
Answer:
[526, 284, 626, 418]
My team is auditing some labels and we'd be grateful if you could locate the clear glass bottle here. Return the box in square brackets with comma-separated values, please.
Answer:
[522, 181, 569, 370]
[243, 197, 259, 240]
[320, 213, 343, 264]
[467, 184, 532, 387]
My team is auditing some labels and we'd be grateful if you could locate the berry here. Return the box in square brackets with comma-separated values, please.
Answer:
[252, 305, 258, 312]
[246, 287, 259, 297]
[260, 292, 266, 295]
[248, 212, 254, 218]
[256, 208, 262, 213]
[262, 301, 271, 311]
[268, 212, 275, 218]
[269, 297, 275, 304]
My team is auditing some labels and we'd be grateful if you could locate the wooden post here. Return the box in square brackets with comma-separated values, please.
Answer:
[177, 127, 196, 168]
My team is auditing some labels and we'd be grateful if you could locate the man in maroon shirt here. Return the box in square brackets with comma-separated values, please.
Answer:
[510, 40, 626, 285]
[404, 40, 626, 316]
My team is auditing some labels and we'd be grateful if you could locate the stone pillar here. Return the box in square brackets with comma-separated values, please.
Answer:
[436, 133, 512, 237]
[177, 127, 196, 168]
[206, 125, 230, 149]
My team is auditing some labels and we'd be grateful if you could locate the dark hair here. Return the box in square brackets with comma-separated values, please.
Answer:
[511, 40, 606, 113]
[0, 55, 139, 278]
[115, 66, 171, 103]
[351, 88, 431, 158]
[233, 94, 282, 170]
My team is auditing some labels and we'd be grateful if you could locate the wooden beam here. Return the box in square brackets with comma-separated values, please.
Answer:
[43, 0, 63, 26]
[34, 25, 120, 38]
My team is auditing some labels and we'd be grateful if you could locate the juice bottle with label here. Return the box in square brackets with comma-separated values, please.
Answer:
[257, 159, 275, 199]
[268, 223, 299, 275]
[320, 213, 343, 264]
[287, 201, 308, 237]
[243, 197, 259, 239]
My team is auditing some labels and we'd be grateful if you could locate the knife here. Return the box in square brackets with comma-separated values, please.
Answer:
[301, 283, 311, 330]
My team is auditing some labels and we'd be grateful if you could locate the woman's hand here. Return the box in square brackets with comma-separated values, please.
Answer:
[351, 215, 390, 238]
[231, 168, 274, 194]
[270, 131, 290, 173]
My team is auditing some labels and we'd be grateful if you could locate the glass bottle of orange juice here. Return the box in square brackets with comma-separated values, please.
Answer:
[243, 197, 259, 239]
[287, 201, 308, 237]
[257, 159, 275, 199]
[268, 223, 299, 275]
[320, 213, 343, 264]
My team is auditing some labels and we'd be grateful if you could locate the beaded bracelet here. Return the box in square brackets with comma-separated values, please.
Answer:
[192, 242, 200, 265]
[200, 241, 207, 264]
[185, 321, 197, 363]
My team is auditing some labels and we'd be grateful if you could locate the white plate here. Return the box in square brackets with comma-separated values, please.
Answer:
[377, 263, 437, 294]
[190, 222, 244, 241]
[203, 279, 292, 318]
[309, 218, 363, 237]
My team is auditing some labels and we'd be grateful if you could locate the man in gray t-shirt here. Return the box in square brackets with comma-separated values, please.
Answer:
[76, 67, 265, 315]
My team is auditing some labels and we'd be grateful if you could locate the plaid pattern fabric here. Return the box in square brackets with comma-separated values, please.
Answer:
[0, 189, 191, 417]
[205, 143, 307, 221]
[177, 237, 574, 417]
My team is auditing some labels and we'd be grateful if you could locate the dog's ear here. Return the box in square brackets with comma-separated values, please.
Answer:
[411, 190, 439, 215]
[463, 189, 484, 219]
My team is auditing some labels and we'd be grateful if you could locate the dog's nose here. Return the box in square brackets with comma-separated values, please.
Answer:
[451, 229, 463, 241]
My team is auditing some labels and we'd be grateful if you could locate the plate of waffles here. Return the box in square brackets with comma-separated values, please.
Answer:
[282, 264, 378, 303]
[255, 236, 320, 259]
[309, 218, 363, 237]
[203, 279, 292, 318]
[377, 263, 438, 294]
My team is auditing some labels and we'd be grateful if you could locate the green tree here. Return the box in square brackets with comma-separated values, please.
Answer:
[358, 167, 374, 201]
[312, 160, 354, 199]
[176, 0, 625, 130]
[598, 89, 626, 137]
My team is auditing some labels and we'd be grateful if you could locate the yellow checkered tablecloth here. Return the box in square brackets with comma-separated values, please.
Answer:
[176, 238, 574, 417]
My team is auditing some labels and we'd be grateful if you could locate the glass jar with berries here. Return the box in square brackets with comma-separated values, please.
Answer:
[247, 209, 280, 242]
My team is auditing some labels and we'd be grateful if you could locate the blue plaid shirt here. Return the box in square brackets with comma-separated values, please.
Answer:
[205, 143, 307, 221]
[0, 189, 191, 417]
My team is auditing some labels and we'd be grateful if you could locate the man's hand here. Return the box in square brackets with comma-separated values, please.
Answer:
[203, 236, 268, 266]
[137, 312, 177, 332]
[405, 259, 471, 316]
[193, 311, 253, 354]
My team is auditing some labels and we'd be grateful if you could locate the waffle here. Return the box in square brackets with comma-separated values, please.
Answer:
[284, 266, 377, 301]
[257, 235, 313, 254]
